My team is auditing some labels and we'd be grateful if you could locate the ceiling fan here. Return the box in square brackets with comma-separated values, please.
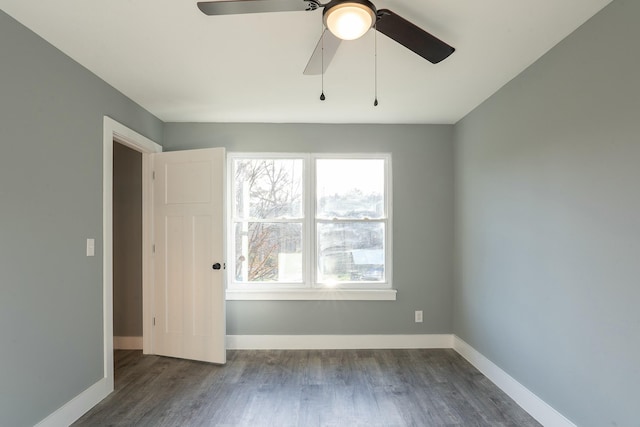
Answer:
[197, 0, 455, 75]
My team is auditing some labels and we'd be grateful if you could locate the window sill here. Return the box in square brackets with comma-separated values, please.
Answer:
[226, 289, 397, 301]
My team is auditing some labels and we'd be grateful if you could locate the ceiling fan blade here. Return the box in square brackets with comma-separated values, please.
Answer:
[303, 30, 342, 75]
[375, 9, 455, 64]
[197, 0, 315, 16]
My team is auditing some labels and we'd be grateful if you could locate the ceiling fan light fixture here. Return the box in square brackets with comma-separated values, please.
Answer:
[323, 1, 376, 41]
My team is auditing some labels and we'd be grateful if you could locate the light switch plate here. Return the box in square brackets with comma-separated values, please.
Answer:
[86, 238, 95, 257]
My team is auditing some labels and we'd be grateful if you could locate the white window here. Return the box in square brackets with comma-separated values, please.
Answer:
[227, 153, 394, 300]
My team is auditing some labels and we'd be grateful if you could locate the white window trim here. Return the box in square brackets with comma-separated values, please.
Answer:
[226, 289, 397, 301]
[226, 152, 394, 301]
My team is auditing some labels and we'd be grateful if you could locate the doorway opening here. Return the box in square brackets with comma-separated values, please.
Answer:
[113, 142, 143, 350]
[102, 117, 162, 391]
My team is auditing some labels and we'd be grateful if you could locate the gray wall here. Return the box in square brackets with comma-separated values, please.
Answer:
[453, 0, 640, 425]
[113, 143, 143, 337]
[163, 123, 455, 335]
[6, 0, 638, 424]
[0, 11, 163, 427]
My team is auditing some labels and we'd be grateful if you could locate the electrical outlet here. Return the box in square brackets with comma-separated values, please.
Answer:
[414, 310, 423, 323]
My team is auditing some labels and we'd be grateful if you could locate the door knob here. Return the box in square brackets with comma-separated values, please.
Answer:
[212, 263, 222, 270]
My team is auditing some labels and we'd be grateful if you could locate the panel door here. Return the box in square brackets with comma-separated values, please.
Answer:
[152, 148, 225, 364]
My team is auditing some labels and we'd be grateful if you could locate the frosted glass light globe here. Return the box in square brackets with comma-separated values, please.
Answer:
[324, 3, 375, 41]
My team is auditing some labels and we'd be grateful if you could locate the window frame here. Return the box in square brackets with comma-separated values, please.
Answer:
[226, 152, 395, 301]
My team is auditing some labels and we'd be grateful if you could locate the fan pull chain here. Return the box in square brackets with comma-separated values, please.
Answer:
[320, 25, 326, 101]
[374, 22, 379, 107]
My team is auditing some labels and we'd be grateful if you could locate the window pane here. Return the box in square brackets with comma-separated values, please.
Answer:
[234, 158, 303, 219]
[234, 222, 303, 283]
[317, 222, 385, 283]
[316, 159, 385, 219]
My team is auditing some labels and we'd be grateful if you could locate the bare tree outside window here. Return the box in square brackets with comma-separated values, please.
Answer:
[233, 158, 303, 283]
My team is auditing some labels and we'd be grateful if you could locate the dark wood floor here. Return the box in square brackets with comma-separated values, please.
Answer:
[73, 349, 540, 427]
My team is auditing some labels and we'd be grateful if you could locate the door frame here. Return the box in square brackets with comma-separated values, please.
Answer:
[102, 116, 162, 390]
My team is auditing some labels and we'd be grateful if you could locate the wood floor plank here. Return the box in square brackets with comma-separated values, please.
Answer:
[73, 349, 541, 427]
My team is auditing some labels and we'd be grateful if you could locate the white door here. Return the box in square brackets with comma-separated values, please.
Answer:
[152, 148, 226, 364]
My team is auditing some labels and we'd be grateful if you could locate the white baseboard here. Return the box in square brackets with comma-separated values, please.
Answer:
[34, 377, 111, 427]
[227, 334, 454, 350]
[452, 336, 576, 427]
[114, 336, 143, 350]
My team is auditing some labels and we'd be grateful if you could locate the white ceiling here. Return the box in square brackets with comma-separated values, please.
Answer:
[1, 0, 612, 124]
